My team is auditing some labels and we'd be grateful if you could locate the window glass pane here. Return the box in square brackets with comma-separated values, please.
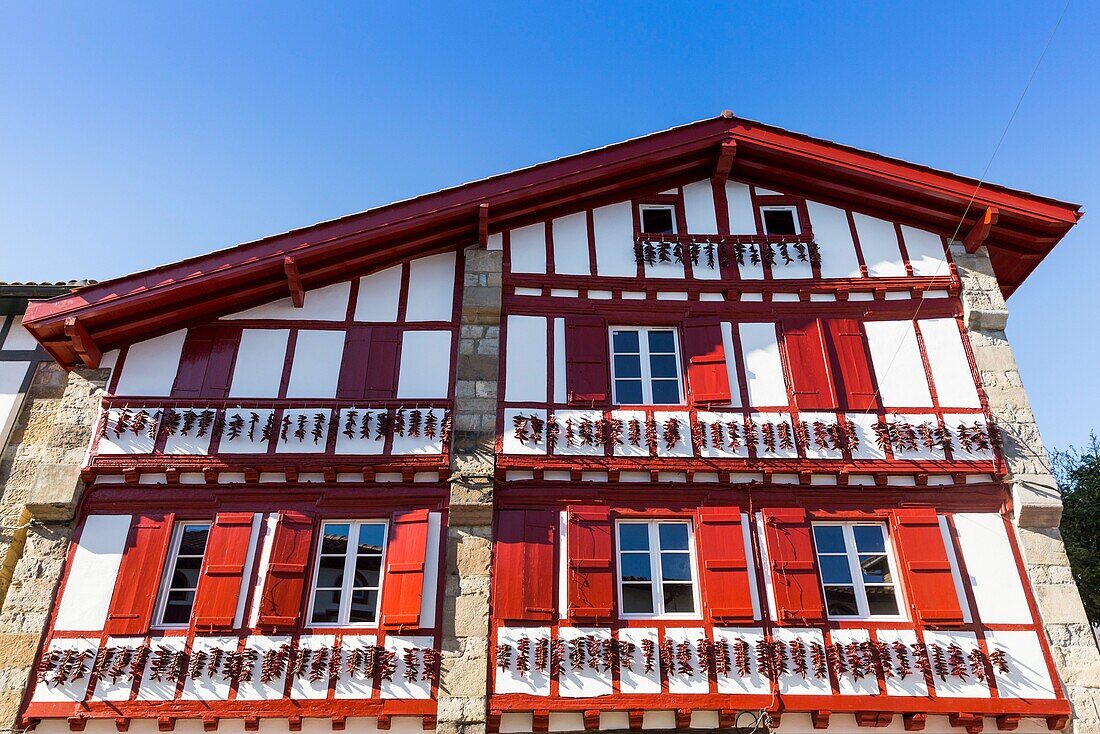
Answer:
[354, 555, 382, 588]
[612, 330, 640, 353]
[663, 584, 695, 613]
[657, 523, 689, 550]
[647, 330, 675, 354]
[812, 525, 845, 553]
[162, 590, 195, 624]
[348, 589, 379, 623]
[357, 524, 385, 553]
[818, 555, 853, 584]
[824, 586, 858, 616]
[311, 589, 342, 623]
[866, 586, 900, 616]
[859, 554, 892, 584]
[853, 525, 886, 553]
[650, 380, 680, 405]
[649, 354, 677, 378]
[641, 208, 675, 235]
[614, 354, 642, 378]
[620, 553, 652, 582]
[660, 553, 692, 581]
[179, 525, 210, 555]
[316, 555, 345, 588]
[171, 557, 203, 589]
[615, 380, 644, 404]
[622, 584, 654, 614]
[321, 524, 350, 554]
[763, 209, 797, 235]
[618, 524, 650, 551]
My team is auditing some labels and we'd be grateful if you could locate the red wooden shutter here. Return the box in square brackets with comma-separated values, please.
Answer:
[257, 511, 315, 630]
[566, 506, 614, 621]
[762, 508, 825, 624]
[682, 318, 732, 404]
[364, 326, 401, 400]
[696, 507, 755, 622]
[494, 509, 556, 622]
[104, 513, 175, 635]
[380, 509, 431, 629]
[171, 325, 241, 399]
[565, 316, 609, 404]
[782, 318, 834, 410]
[824, 319, 879, 411]
[192, 512, 255, 630]
[890, 509, 964, 626]
[336, 327, 373, 400]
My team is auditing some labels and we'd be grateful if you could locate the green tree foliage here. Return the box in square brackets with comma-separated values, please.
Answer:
[1051, 433, 1100, 626]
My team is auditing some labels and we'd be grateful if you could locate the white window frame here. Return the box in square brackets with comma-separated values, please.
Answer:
[760, 205, 801, 236]
[609, 326, 684, 406]
[615, 519, 701, 620]
[153, 521, 212, 628]
[639, 204, 678, 235]
[306, 519, 389, 628]
[812, 521, 906, 621]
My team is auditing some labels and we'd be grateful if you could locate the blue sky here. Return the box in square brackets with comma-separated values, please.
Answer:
[1, 2, 1096, 451]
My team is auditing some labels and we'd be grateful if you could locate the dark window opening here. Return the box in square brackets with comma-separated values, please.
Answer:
[640, 207, 676, 235]
[762, 208, 798, 235]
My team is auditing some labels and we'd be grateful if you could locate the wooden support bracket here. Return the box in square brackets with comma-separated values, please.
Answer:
[64, 316, 102, 369]
[202, 716, 218, 732]
[963, 207, 999, 253]
[533, 711, 550, 733]
[67, 717, 87, 732]
[479, 202, 491, 248]
[811, 711, 831, 729]
[114, 719, 130, 733]
[675, 709, 692, 730]
[157, 717, 175, 732]
[713, 138, 738, 183]
[903, 713, 927, 731]
[995, 714, 1020, 731]
[628, 711, 644, 731]
[283, 256, 305, 308]
[949, 713, 983, 734]
[584, 710, 601, 731]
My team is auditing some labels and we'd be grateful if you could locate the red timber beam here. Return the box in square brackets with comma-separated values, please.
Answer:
[283, 256, 305, 307]
[963, 206, 1000, 253]
[478, 202, 490, 248]
[64, 316, 101, 369]
[712, 138, 738, 184]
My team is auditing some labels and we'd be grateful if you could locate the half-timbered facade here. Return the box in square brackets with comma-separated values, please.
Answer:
[12, 114, 1097, 734]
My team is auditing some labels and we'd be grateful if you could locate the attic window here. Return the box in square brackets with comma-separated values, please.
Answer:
[640, 206, 676, 235]
[762, 207, 799, 236]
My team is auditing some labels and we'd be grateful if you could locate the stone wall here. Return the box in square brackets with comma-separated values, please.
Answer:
[952, 243, 1100, 734]
[0, 363, 108, 727]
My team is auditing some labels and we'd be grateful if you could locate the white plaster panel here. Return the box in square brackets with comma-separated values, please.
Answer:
[553, 318, 567, 404]
[2, 317, 38, 350]
[505, 316, 548, 402]
[654, 410, 693, 458]
[332, 407, 386, 455]
[223, 281, 350, 321]
[553, 212, 591, 276]
[396, 330, 451, 398]
[214, 408, 276, 454]
[713, 627, 770, 695]
[420, 512, 441, 627]
[592, 202, 637, 277]
[739, 322, 787, 406]
[405, 252, 456, 322]
[31, 637, 98, 702]
[495, 627, 551, 695]
[617, 627, 660, 694]
[509, 222, 548, 274]
[285, 330, 345, 398]
[664, 627, 709, 694]
[556, 627, 613, 698]
[953, 513, 1032, 624]
[503, 408, 548, 455]
[750, 412, 799, 459]
[487, 232, 503, 251]
[644, 249, 685, 279]
[984, 630, 1056, 699]
[379, 635, 434, 699]
[54, 514, 131, 631]
[0, 361, 29, 452]
[918, 318, 981, 408]
[874, 629, 929, 696]
[695, 410, 750, 459]
[853, 213, 906, 277]
[390, 414, 444, 455]
[181, 635, 238, 700]
[552, 409, 605, 456]
[136, 635, 188, 700]
[798, 411, 843, 460]
[114, 329, 187, 397]
[228, 329, 289, 398]
[355, 264, 402, 322]
[921, 630, 989, 698]
[772, 627, 830, 695]
[276, 408, 332, 453]
[864, 320, 933, 407]
[725, 182, 763, 279]
[91, 636, 145, 700]
[943, 414, 996, 462]
[236, 635, 291, 700]
[938, 516, 973, 624]
[828, 629, 879, 696]
[286, 634, 335, 700]
[806, 201, 862, 278]
[900, 225, 949, 277]
[97, 407, 156, 454]
[717, 322, 743, 408]
[682, 180, 718, 234]
[886, 413, 944, 461]
[609, 409, 648, 458]
[334, 634, 378, 699]
[845, 413, 888, 460]
[161, 410, 215, 455]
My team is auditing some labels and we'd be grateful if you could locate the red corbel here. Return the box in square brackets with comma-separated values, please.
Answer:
[713, 138, 738, 184]
[479, 203, 490, 248]
[812, 711, 831, 730]
[283, 256, 305, 308]
[963, 207, 999, 253]
[64, 316, 102, 369]
[903, 713, 927, 731]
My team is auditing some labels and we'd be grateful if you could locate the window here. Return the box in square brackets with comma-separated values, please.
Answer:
[156, 522, 211, 626]
[640, 205, 676, 235]
[761, 206, 799, 236]
[610, 328, 682, 405]
[616, 520, 699, 618]
[309, 521, 387, 625]
[812, 523, 902, 618]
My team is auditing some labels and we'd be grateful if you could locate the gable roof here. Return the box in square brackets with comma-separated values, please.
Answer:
[23, 113, 1081, 369]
